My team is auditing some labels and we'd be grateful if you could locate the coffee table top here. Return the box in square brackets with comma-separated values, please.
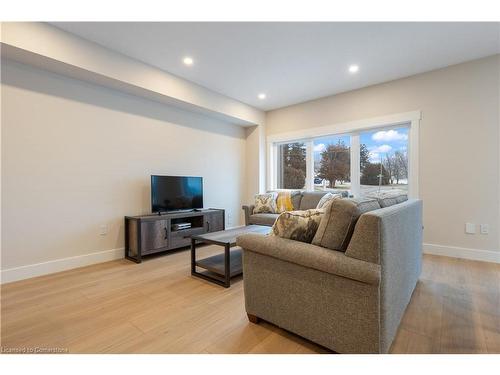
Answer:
[191, 225, 271, 247]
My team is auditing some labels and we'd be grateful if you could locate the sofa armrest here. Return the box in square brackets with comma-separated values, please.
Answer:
[344, 199, 422, 353]
[345, 199, 423, 265]
[242, 205, 255, 226]
[237, 233, 380, 285]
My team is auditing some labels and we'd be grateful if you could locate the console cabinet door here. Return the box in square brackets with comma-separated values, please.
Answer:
[205, 211, 224, 233]
[141, 220, 169, 253]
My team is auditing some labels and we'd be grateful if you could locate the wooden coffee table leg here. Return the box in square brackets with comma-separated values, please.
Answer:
[224, 243, 231, 288]
[191, 238, 196, 275]
[247, 314, 260, 324]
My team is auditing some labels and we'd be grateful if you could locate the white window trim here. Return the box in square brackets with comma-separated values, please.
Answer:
[267, 110, 421, 198]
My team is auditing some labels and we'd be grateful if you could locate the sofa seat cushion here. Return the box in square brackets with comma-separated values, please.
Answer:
[237, 233, 380, 285]
[271, 209, 324, 243]
[249, 213, 280, 226]
[312, 198, 380, 251]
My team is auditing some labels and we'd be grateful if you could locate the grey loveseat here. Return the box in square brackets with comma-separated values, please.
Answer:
[236, 198, 423, 353]
[242, 190, 348, 226]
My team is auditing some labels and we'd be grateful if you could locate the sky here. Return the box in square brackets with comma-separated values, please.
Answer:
[313, 127, 409, 163]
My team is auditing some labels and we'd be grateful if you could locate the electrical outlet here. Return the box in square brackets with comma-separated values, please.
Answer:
[99, 225, 108, 236]
[465, 223, 476, 234]
[480, 224, 489, 235]
[227, 213, 233, 226]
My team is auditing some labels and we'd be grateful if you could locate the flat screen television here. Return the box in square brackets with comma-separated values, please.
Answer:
[151, 175, 203, 213]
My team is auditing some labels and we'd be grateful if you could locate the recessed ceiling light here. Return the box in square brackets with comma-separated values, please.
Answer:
[258, 93, 267, 100]
[348, 65, 359, 73]
[183, 57, 194, 66]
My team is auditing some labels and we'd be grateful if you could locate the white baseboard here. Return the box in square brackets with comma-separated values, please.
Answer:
[0, 226, 244, 284]
[423, 243, 500, 264]
[1, 248, 124, 284]
[2, 241, 498, 284]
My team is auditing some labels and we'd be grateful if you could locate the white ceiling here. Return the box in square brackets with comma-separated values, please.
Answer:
[51, 22, 500, 111]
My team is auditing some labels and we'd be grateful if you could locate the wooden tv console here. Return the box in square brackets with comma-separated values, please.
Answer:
[124, 208, 225, 263]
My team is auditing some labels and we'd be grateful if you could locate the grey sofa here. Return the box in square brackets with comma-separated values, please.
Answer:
[236, 199, 423, 353]
[242, 190, 348, 226]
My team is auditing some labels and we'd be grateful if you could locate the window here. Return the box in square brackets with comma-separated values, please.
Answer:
[268, 112, 418, 198]
[313, 135, 351, 191]
[276, 142, 307, 189]
[359, 127, 409, 195]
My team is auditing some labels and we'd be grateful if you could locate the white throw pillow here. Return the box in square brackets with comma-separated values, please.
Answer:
[316, 193, 342, 209]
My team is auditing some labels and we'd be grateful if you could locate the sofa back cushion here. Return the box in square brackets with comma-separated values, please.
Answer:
[291, 192, 303, 210]
[364, 189, 408, 208]
[312, 197, 380, 251]
[299, 191, 330, 210]
[271, 209, 324, 243]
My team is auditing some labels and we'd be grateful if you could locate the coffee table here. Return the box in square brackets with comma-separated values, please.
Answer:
[190, 225, 271, 287]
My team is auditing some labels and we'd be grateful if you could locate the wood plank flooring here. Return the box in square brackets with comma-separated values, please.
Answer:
[1, 246, 499, 354]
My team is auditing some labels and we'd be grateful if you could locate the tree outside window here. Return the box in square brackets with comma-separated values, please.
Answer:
[359, 127, 409, 194]
[277, 142, 306, 189]
[313, 135, 351, 191]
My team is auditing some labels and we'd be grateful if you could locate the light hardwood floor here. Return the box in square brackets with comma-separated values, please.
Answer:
[1, 246, 499, 354]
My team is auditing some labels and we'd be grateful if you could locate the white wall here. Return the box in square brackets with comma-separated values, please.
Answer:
[244, 124, 267, 203]
[1, 22, 265, 126]
[1, 60, 247, 278]
[266, 55, 500, 262]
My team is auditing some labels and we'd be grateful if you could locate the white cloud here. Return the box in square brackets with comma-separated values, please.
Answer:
[371, 144, 392, 153]
[372, 129, 408, 142]
[369, 152, 380, 163]
[314, 143, 326, 152]
[368, 144, 392, 162]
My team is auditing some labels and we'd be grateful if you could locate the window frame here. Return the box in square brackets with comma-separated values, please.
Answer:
[267, 111, 421, 198]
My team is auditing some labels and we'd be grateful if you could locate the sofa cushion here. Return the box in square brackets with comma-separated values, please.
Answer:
[312, 198, 380, 251]
[299, 191, 330, 210]
[269, 190, 302, 210]
[276, 191, 293, 213]
[275, 190, 303, 212]
[271, 209, 324, 243]
[364, 190, 408, 208]
[237, 233, 381, 285]
[249, 213, 280, 226]
[316, 192, 342, 209]
[253, 192, 278, 214]
[291, 191, 303, 210]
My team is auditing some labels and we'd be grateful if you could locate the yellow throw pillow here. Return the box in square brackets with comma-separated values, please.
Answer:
[276, 191, 294, 213]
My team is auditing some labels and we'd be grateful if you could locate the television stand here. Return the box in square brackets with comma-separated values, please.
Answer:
[124, 208, 225, 263]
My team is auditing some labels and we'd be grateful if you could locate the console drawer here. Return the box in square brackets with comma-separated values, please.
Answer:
[170, 227, 205, 249]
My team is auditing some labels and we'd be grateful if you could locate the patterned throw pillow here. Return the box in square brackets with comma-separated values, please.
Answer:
[253, 192, 278, 214]
[271, 209, 324, 243]
[316, 192, 342, 209]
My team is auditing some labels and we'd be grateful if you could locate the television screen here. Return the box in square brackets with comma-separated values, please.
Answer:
[151, 175, 203, 212]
